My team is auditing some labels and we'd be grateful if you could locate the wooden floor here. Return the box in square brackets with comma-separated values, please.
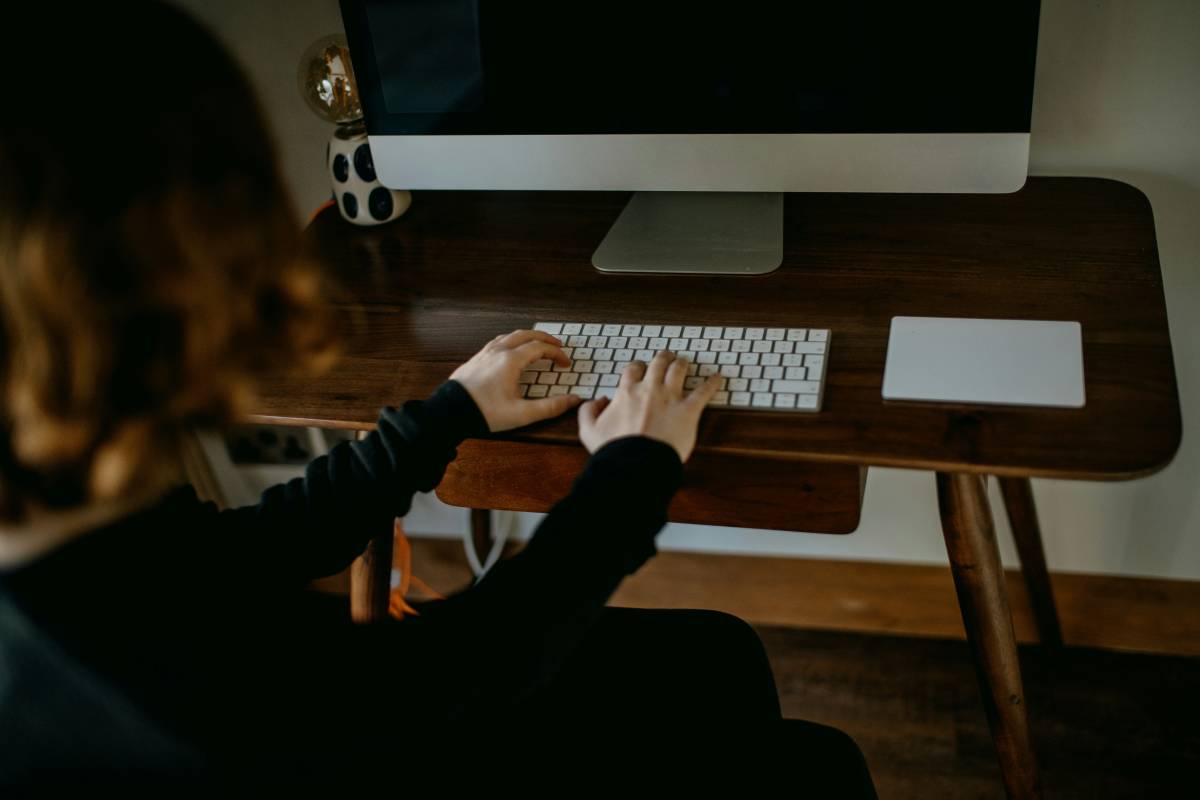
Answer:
[762, 625, 1199, 799]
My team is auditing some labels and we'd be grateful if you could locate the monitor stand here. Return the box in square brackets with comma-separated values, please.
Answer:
[591, 191, 783, 275]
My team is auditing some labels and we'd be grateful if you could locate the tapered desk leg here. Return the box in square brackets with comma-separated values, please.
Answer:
[998, 477, 1063, 648]
[938, 473, 1042, 800]
[350, 532, 394, 622]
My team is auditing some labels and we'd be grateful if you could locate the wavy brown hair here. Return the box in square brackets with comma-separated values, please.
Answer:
[0, 3, 338, 521]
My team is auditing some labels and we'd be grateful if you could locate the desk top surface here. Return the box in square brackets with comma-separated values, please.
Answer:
[254, 177, 1180, 480]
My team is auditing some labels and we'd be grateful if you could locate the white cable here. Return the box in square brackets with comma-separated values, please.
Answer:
[463, 510, 517, 581]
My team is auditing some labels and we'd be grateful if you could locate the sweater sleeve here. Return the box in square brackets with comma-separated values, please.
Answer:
[216, 380, 488, 584]
[357, 435, 683, 723]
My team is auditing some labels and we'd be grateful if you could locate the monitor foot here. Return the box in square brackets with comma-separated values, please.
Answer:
[592, 192, 783, 275]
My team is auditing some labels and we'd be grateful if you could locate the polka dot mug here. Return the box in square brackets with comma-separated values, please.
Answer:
[327, 125, 411, 225]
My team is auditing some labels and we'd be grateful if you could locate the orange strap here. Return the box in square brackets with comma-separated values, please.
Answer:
[388, 518, 446, 620]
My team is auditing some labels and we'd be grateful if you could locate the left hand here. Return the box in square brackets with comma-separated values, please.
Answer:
[450, 329, 584, 432]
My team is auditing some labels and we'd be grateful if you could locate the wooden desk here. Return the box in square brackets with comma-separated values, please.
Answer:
[256, 178, 1180, 799]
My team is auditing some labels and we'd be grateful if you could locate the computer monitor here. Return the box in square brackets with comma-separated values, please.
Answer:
[341, 1, 1041, 274]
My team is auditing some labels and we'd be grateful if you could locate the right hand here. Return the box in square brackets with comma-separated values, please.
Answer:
[577, 351, 721, 462]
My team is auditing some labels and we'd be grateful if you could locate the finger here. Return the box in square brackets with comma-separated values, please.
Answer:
[513, 340, 571, 367]
[645, 350, 676, 384]
[687, 374, 723, 408]
[497, 329, 563, 351]
[665, 356, 689, 395]
[520, 392, 584, 424]
[619, 360, 647, 389]
[577, 396, 610, 430]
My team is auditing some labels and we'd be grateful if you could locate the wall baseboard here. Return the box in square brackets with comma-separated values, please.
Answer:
[313, 537, 1200, 658]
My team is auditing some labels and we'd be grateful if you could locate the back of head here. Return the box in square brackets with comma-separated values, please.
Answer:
[0, 2, 337, 522]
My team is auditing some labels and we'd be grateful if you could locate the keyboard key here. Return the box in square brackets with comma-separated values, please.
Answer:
[669, 338, 689, 350]
[558, 372, 579, 386]
[649, 337, 668, 349]
[752, 393, 773, 407]
[663, 325, 682, 337]
[643, 325, 662, 337]
[787, 328, 807, 341]
[562, 323, 582, 335]
[622, 325, 641, 336]
[527, 384, 549, 397]
[594, 348, 613, 360]
[730, 391, 752, 406]
[609, 336, 628, 349]
[774, 394, 797, 409]
[690, 338, 709, 350]
[583, 323, 602, 336]
[752, 340, 773, 353]
[635, 349, 655, 361]
[614, 349, 634, 361]
[724, 327, 744, 339]
[766, 328, 785, 340]
[684, 377, 703, 389]
[549, 385, 568, 396]
[738, 352, 759, 366]
[588, 335, 607, 348]
[782, 354, 804, 366]
[519, 371, 538, 384]
[742, 365, 763, 379]
[732, 339, 751, 352]
[596, 386, 617, 399]
[772, 379, 819, 394]
[805, 354, 825, 369]
[534, 322, 563, 335]
[579, 373, 599, 387]
[796, 394, 819, 409]
[697, 351, 717, 364]
[698, 363, 719, 376]
[761, 353, 781, 366]
[808, 329, 829, 342]
[728, 378, 748, 391]
[711, 339, 730, 352]
[595, 361, 615, 374]
[602, 324, 621, 336]
[599, 373, 620, 387]
[764, 366, 784, 379]
[575, 347, 594, 360]
[567, 335, 587, 347]
[720, 365, 740, 378]
[571, 386, 595, 398]
[629, 336, 648, 349]
[773, 341, 794, 353]
[572, 360, 594, 373]
[529, 359, 553, 371]
[709, 391, 730, 406]
[750, 378, 770, 392]
[786, 367, 808, 380]
[704, 326, 724, 338]
[537, 373, 558, 385]
[683, 326, 703, 338]
[793, 342, 826, 354]
[746, 328, 765, 340]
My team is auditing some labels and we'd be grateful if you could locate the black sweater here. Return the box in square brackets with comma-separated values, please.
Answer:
[0, 381, 683, 786]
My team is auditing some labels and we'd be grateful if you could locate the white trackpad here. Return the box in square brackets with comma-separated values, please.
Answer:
[882, 317, 1085, 408]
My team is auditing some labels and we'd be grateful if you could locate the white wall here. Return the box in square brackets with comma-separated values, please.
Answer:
[177, 0, 1199, 580]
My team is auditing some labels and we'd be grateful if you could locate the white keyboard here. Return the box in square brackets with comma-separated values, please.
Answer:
[523, 321, 830, 412]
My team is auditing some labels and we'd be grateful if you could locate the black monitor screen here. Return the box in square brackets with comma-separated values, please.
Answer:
[345, 0, 1041, 135]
